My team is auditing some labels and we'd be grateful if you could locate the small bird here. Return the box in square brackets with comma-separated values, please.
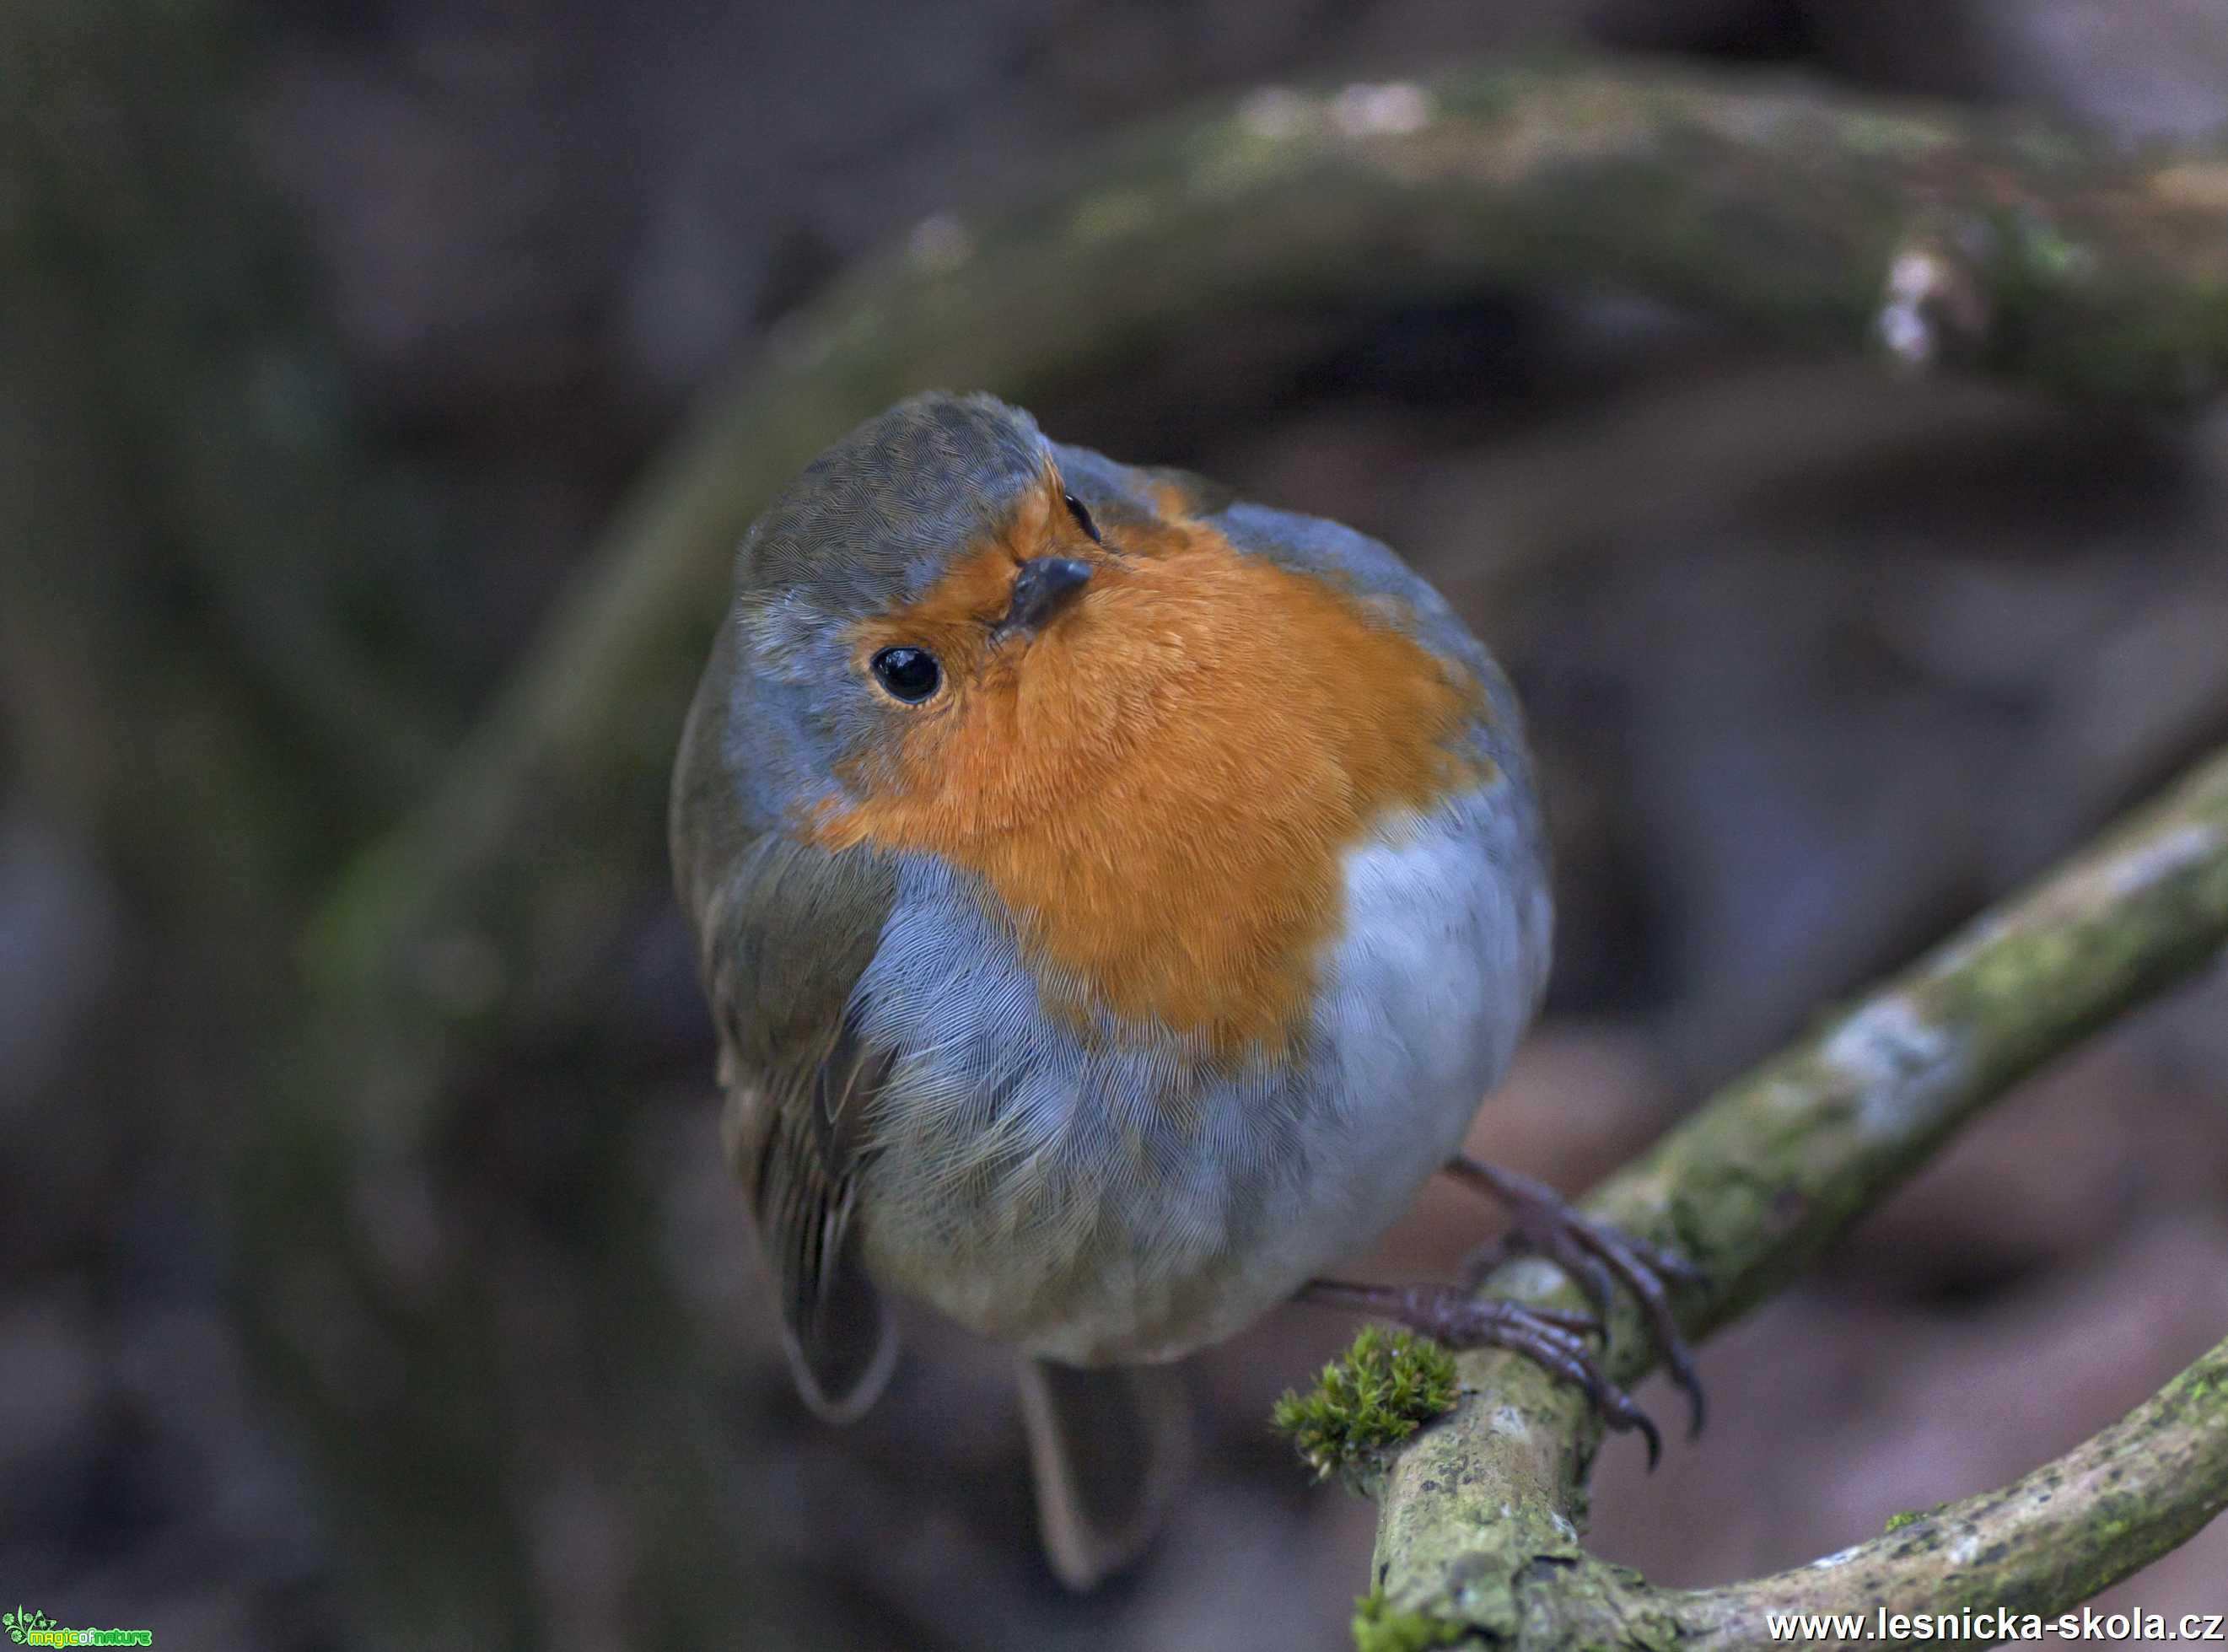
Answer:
[671, 392, 1702, 1589]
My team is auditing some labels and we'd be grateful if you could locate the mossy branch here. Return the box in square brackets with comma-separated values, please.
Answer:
[318, 55, 2228, 1111]
[1365, 743, 2228, 1645]
[1668, 1337, 2228, 1645]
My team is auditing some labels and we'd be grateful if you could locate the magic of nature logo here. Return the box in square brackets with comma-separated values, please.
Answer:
[3, 1606, 152, 1646]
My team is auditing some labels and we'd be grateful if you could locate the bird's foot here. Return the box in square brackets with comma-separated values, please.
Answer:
[1300, 1278, 1662, 1466]
[1450, 1155, 1708, 1441]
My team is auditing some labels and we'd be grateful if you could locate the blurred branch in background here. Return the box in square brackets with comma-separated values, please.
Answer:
[1367, 740, 2228, 1641]
[0, 0, 452, 858]
[320, 56, 2228, 1110]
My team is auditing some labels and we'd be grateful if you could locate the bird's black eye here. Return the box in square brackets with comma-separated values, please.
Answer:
[1062, 490, 1102, 545]
[869, 646, 942, 703]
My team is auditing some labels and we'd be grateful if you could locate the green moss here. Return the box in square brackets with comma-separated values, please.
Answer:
[1352, 1587, 1468, 1651]
[1884, 1502, 1948, 1534]
[1273, 1326, 1460, 1480]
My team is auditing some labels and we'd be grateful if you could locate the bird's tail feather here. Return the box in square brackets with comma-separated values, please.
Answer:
[1016, 1354, 1193, 1590]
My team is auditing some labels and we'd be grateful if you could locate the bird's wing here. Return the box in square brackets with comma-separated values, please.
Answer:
[716, 922, 898, 1423]
[672, 631, 901, 1422]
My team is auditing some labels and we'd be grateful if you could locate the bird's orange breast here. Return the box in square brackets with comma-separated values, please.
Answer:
[810, 492, 1490, 1059]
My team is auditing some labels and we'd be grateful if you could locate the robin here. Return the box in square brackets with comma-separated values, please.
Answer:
[670, 391, 1703, 1589]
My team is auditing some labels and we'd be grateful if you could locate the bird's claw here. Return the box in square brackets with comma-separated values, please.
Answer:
[1300, 1281, 1661, 1468]
[1413, 1287, 1662, 1469]
[1449, 1157, 1709, 1442]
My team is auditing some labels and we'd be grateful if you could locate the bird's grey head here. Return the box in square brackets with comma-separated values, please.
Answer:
[744, 392, 1050, 620]
[718, 391, 1101, 824]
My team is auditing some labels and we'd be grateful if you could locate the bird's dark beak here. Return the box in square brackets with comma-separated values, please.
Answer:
[997, 555, 1093, 638]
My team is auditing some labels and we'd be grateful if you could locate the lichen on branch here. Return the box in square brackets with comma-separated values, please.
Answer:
[1362, 742, 2228, 1646]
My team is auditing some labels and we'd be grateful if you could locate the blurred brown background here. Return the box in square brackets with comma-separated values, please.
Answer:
[6, 2, 2228, 1648]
